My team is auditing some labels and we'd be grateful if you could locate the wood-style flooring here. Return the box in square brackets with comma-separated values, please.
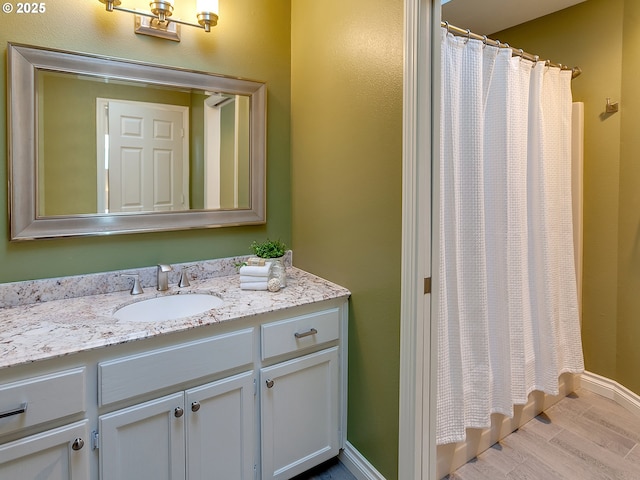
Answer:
[446, 388, 640, 479]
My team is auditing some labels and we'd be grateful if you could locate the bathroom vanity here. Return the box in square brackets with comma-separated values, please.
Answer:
[0, 261, 349, 480]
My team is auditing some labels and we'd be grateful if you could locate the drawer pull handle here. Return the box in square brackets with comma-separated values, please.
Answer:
[266, 379, 274, 388]
[71, 438, 84, 451]
[294, 328, 318, 339]
[174, 407, 184, 418]
[191, 401, 201, 412]
[0, 402, 27, 419]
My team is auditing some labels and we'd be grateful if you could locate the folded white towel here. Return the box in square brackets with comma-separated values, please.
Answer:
[240, 274, 273, 283]
[239, 264, 272, 277]
[240, 281, 268, 291]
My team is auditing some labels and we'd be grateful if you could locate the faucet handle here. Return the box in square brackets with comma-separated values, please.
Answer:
[122, 274, 144, 295]
[179, 267, 192, 288]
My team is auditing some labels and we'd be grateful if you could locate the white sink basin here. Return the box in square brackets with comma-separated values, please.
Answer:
[113, 293, 224, 322]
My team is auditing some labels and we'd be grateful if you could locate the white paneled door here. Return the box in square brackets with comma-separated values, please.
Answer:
[98, 99, 189, 213]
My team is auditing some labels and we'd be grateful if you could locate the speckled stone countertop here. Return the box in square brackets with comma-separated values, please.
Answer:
[0, 256, 350, 370]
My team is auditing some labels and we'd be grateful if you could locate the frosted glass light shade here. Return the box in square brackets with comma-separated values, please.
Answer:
[197, 0, 218, 14]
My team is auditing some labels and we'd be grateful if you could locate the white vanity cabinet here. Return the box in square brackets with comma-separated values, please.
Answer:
[260, 308, 343, 479]
[0, 368, 89, 479]
[99, 371, 255, 480]
[0, 420, 90, 479]
[98, 329, 256, 480]
[0, 290, 348, 480]
[100, 391, 186, 480]
[184, 371, 255, 479]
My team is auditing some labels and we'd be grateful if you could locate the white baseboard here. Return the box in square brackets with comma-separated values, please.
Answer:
[339, 441, 387, 480]
[579, 371, 640, 418]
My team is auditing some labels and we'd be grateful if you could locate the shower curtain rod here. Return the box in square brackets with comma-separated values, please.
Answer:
[441, 21, 582, 79]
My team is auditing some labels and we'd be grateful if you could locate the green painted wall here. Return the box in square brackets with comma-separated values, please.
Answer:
[617, 0, 640, 395]
[290, 0, 404, 478]
[0, 0, 291, 283]
[495, 0, 640, 394]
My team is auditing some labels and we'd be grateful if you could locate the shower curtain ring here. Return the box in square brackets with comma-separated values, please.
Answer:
[518, 48, 524, 58]
[444, 21, 450, 33]
[482, 35, 488, 48]
[465, 29, 471, 43]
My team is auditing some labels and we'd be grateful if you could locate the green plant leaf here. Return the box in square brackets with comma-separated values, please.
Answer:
[250, 239, 287, 258]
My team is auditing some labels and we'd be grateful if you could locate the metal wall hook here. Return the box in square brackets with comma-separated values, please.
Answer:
[606, 97, 619, 113]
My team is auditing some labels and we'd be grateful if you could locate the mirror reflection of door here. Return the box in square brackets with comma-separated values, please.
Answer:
[96, 99, 190, 213]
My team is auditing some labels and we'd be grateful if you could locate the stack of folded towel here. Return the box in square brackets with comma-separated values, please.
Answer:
[239, 261, 273, 291]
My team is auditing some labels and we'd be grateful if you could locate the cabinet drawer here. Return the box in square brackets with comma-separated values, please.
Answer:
[261, 308, 340, 360]
[99, 328, 254, 406]
[0, 368, 86, 436]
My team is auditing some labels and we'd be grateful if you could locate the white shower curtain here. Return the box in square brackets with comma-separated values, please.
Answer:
[436, 28, 585, 445]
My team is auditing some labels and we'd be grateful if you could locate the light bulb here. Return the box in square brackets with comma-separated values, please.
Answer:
[196, 0, 218, 14]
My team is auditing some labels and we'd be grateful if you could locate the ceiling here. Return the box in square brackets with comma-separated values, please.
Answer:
[441, 0, 587, 36]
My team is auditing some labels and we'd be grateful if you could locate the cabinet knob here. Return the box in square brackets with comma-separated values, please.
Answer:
[71, 438, 85, 451]
[266, 379, 274, 389]
[174, 407, 184, 418]
[191, 401, 201, 412]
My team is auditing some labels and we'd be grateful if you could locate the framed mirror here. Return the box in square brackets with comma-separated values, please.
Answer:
[7, 43, 266, 240]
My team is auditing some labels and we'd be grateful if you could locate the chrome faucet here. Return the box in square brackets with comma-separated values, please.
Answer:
[157, 264, 173, 291]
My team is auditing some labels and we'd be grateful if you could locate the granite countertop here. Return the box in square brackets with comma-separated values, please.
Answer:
[0, 266, 350, 370]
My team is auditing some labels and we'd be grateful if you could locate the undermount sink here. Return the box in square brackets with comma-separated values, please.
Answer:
[113, 293, 224, 322]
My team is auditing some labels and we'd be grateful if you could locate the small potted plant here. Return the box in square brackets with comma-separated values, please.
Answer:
[250, 239, 287, 287]
[250, 239, 287, 260]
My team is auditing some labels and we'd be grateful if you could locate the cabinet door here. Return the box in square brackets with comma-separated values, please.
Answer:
[185, 371, 255, 480]
[99, 392, 185, 480]
[0, 420, 90, 480]
[261, 347, 339, 480]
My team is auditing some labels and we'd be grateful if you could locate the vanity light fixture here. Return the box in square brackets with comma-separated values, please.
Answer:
[98, 0, 219, 42]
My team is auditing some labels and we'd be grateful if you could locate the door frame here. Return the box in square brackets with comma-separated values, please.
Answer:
[399, 0, 438, 479]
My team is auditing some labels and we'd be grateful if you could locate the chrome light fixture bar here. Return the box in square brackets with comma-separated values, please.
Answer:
[99, 0, 219, 42]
